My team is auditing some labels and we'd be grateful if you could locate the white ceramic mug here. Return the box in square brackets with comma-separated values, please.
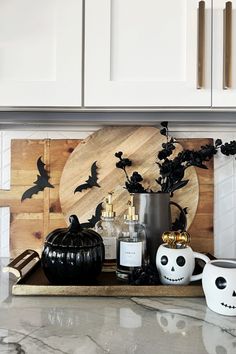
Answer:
[202, 259, 236, 316]
[156, 243, 210, 285]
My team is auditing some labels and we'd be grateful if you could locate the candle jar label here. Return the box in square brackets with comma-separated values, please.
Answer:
[120, 241, 142, 267]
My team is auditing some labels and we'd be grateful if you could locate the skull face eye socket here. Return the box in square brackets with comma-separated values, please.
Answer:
[160, 316, 168, 327]
[161, 255, 168, 266]
[176, 320, 186, 329]
[176, 256, 186, 267]
[215, 277, 227, 290]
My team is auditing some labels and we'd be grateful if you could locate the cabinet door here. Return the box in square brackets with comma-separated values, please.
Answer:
[85, 0, 211, 107]
[0, 0, 82, 107]
[212, 0, 236, 107]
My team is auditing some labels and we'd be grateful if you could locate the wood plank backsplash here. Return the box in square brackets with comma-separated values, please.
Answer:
[0, 125, 235, 259]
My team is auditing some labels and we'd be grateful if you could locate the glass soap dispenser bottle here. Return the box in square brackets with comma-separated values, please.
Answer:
[116, 194, 147, 281]
[95, 193, 120, 271]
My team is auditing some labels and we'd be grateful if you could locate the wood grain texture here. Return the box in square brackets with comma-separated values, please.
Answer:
[0, 134, 213, 259]
[59, 126, 199, 231]
[0, 139, 80, 258]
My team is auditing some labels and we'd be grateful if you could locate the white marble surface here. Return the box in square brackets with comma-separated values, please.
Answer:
[1, 259, 236, 354]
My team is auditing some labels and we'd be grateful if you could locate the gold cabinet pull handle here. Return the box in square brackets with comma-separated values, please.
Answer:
[223, 1, 232, 89]
[197, 1, 205, 89]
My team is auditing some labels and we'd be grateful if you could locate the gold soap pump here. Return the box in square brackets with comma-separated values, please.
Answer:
[95, 192, 120, 271]
[102, 192, 116, 219]
[116, 194, 147, 281]
[124, 194, 139, 222]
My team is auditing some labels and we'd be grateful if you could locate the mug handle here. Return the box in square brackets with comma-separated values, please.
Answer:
[170, 201, 187, 231]
[190, 252, 210, 282]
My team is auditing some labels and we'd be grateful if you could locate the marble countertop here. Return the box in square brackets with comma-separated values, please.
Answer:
[0, 259, 236, 354]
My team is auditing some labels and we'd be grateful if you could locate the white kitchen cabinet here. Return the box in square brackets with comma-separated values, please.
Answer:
[84, 0, 212, 107]
[0, 0, 82, 107]
[212, 0, 236, 107]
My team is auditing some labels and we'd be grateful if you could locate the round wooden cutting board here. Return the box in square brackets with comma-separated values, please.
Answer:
[59, 126, 199, 229]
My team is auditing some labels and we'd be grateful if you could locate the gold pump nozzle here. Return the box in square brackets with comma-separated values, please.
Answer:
[124, 194, 139, 221]
[102, 192, 116, 218]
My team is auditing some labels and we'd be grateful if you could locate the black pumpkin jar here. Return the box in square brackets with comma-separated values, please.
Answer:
[41, 215, 105, 284]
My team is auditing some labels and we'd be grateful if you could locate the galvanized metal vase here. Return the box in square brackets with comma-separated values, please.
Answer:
[133, 193, 186, 268]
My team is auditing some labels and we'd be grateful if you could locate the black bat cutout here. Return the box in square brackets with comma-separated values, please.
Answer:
[21, 156, 54, 202]
[81, 202, 103, 229]
[74, 161, 100, 193]
[172, 207, 188, 231]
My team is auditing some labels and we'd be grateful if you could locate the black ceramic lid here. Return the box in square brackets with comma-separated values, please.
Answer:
[44, 215, 103, 248]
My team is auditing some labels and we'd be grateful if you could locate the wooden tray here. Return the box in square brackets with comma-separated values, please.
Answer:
[3, 250, 204, 297]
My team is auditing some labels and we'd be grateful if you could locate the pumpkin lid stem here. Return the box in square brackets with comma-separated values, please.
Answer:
[68, 215, 82, 232]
